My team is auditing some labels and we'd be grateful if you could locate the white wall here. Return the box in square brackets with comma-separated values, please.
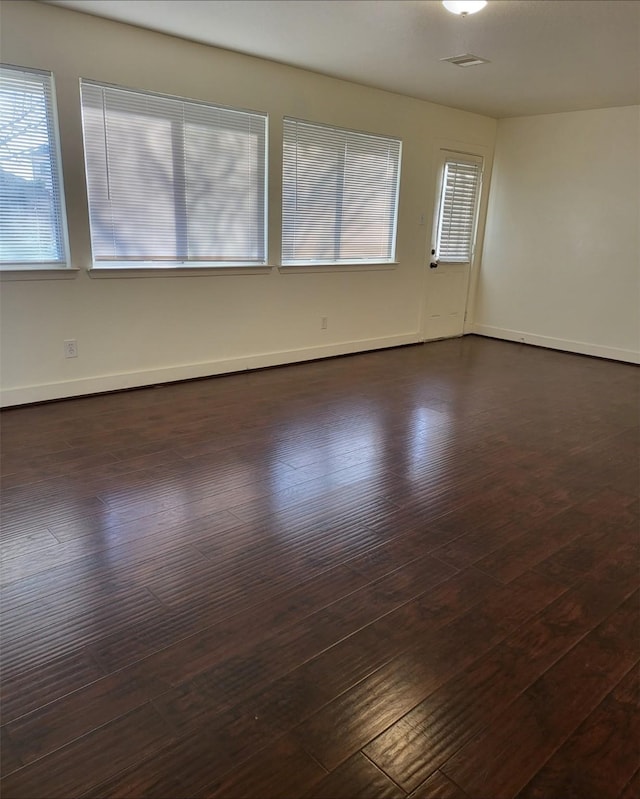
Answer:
[474, 106, 640, 363]
[0, 1, 496, 405]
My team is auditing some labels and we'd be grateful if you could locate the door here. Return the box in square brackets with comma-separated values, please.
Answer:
[423, 150, 483, 340]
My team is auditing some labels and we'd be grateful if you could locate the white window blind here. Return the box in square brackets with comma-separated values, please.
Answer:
[0, 65, 68, 268]
[80, 81, 267, 267]
[282, 118, 401, 265]
[436, 156, 482, 263]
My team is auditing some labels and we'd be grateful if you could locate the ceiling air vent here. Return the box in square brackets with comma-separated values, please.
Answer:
[441, 53, 490, 67]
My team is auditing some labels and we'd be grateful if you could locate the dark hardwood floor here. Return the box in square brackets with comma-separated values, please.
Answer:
[1, 335, 638, 799]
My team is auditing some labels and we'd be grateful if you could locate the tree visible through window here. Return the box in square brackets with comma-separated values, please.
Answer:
[0, 65, 68, 267]
[282, 118, 401, 265]
[80, 81, 267, 267]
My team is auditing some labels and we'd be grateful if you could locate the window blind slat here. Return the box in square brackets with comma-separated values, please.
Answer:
[282, 118, 401, 265]
[0, 65, 68, 266]
[80, 81, 267, 266]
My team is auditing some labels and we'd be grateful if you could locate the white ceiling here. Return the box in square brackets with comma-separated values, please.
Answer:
[49, 0, 640, 118]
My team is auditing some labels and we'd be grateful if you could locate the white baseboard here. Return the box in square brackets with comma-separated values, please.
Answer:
[471, 324, 640, 364]
[0, 332, 421, 407]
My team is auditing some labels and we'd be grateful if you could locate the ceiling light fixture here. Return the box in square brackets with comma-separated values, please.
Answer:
[442, 1, 487, 16]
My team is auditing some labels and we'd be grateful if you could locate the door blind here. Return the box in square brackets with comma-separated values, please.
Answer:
[436, 157, 482, 263]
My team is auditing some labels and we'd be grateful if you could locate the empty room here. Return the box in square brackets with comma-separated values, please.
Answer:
[0, 1, 638, 797]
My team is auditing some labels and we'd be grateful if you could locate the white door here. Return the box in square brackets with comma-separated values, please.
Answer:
[423, 151, 483, 341]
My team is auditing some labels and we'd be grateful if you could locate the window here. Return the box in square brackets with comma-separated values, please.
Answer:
[80, 81, 267, 268]
[435, 155, 482, 263]
[282, 118, 401, 265]
[0, 65, 69, 268]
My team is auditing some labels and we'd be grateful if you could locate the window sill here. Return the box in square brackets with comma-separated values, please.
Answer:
[88, 265, 273, 278]
[279, 262, 398, 274]
[1, 268, 80, 282]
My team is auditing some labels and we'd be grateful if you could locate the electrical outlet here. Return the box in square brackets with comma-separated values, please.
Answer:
[321, 316, 328, 330]
[64, 339, 78, 358]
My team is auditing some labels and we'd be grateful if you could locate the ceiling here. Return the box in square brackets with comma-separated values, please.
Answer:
[49, 0, 640, 118]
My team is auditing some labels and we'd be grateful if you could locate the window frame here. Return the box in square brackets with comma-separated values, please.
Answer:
[281, 117, 402, 268]
[0, 63, 70, 271]
[79, 79, 269, 271]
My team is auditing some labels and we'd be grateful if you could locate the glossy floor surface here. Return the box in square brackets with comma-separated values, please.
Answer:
[1, 336, 638, 799]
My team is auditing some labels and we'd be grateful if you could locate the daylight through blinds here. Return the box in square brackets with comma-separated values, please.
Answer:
[436, 157, 482, 263]
[282, 118, 401, 264]
[0, 65, 67, 266]
[80, 81, 267, 265]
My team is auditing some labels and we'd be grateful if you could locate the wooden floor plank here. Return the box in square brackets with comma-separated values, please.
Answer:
[618, 769, 640, 799]
[301, 753, 405, 798]
[82, 705, 274, 799]
[195, 735, 326, 799]
[407, 770, 469, 799]
[515, 663, 640, 799]
[0, 705, 174, 799]
[295, 570, 565, 770]
[364, 541, 640, 792]
[0, 729, 23, 779]
[4, 663, 171, 765]
[1, 648, 105, 724]
[440, 592, 639, 799]
[473, 506, 611, 584]
[0, 336, 637, 798]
